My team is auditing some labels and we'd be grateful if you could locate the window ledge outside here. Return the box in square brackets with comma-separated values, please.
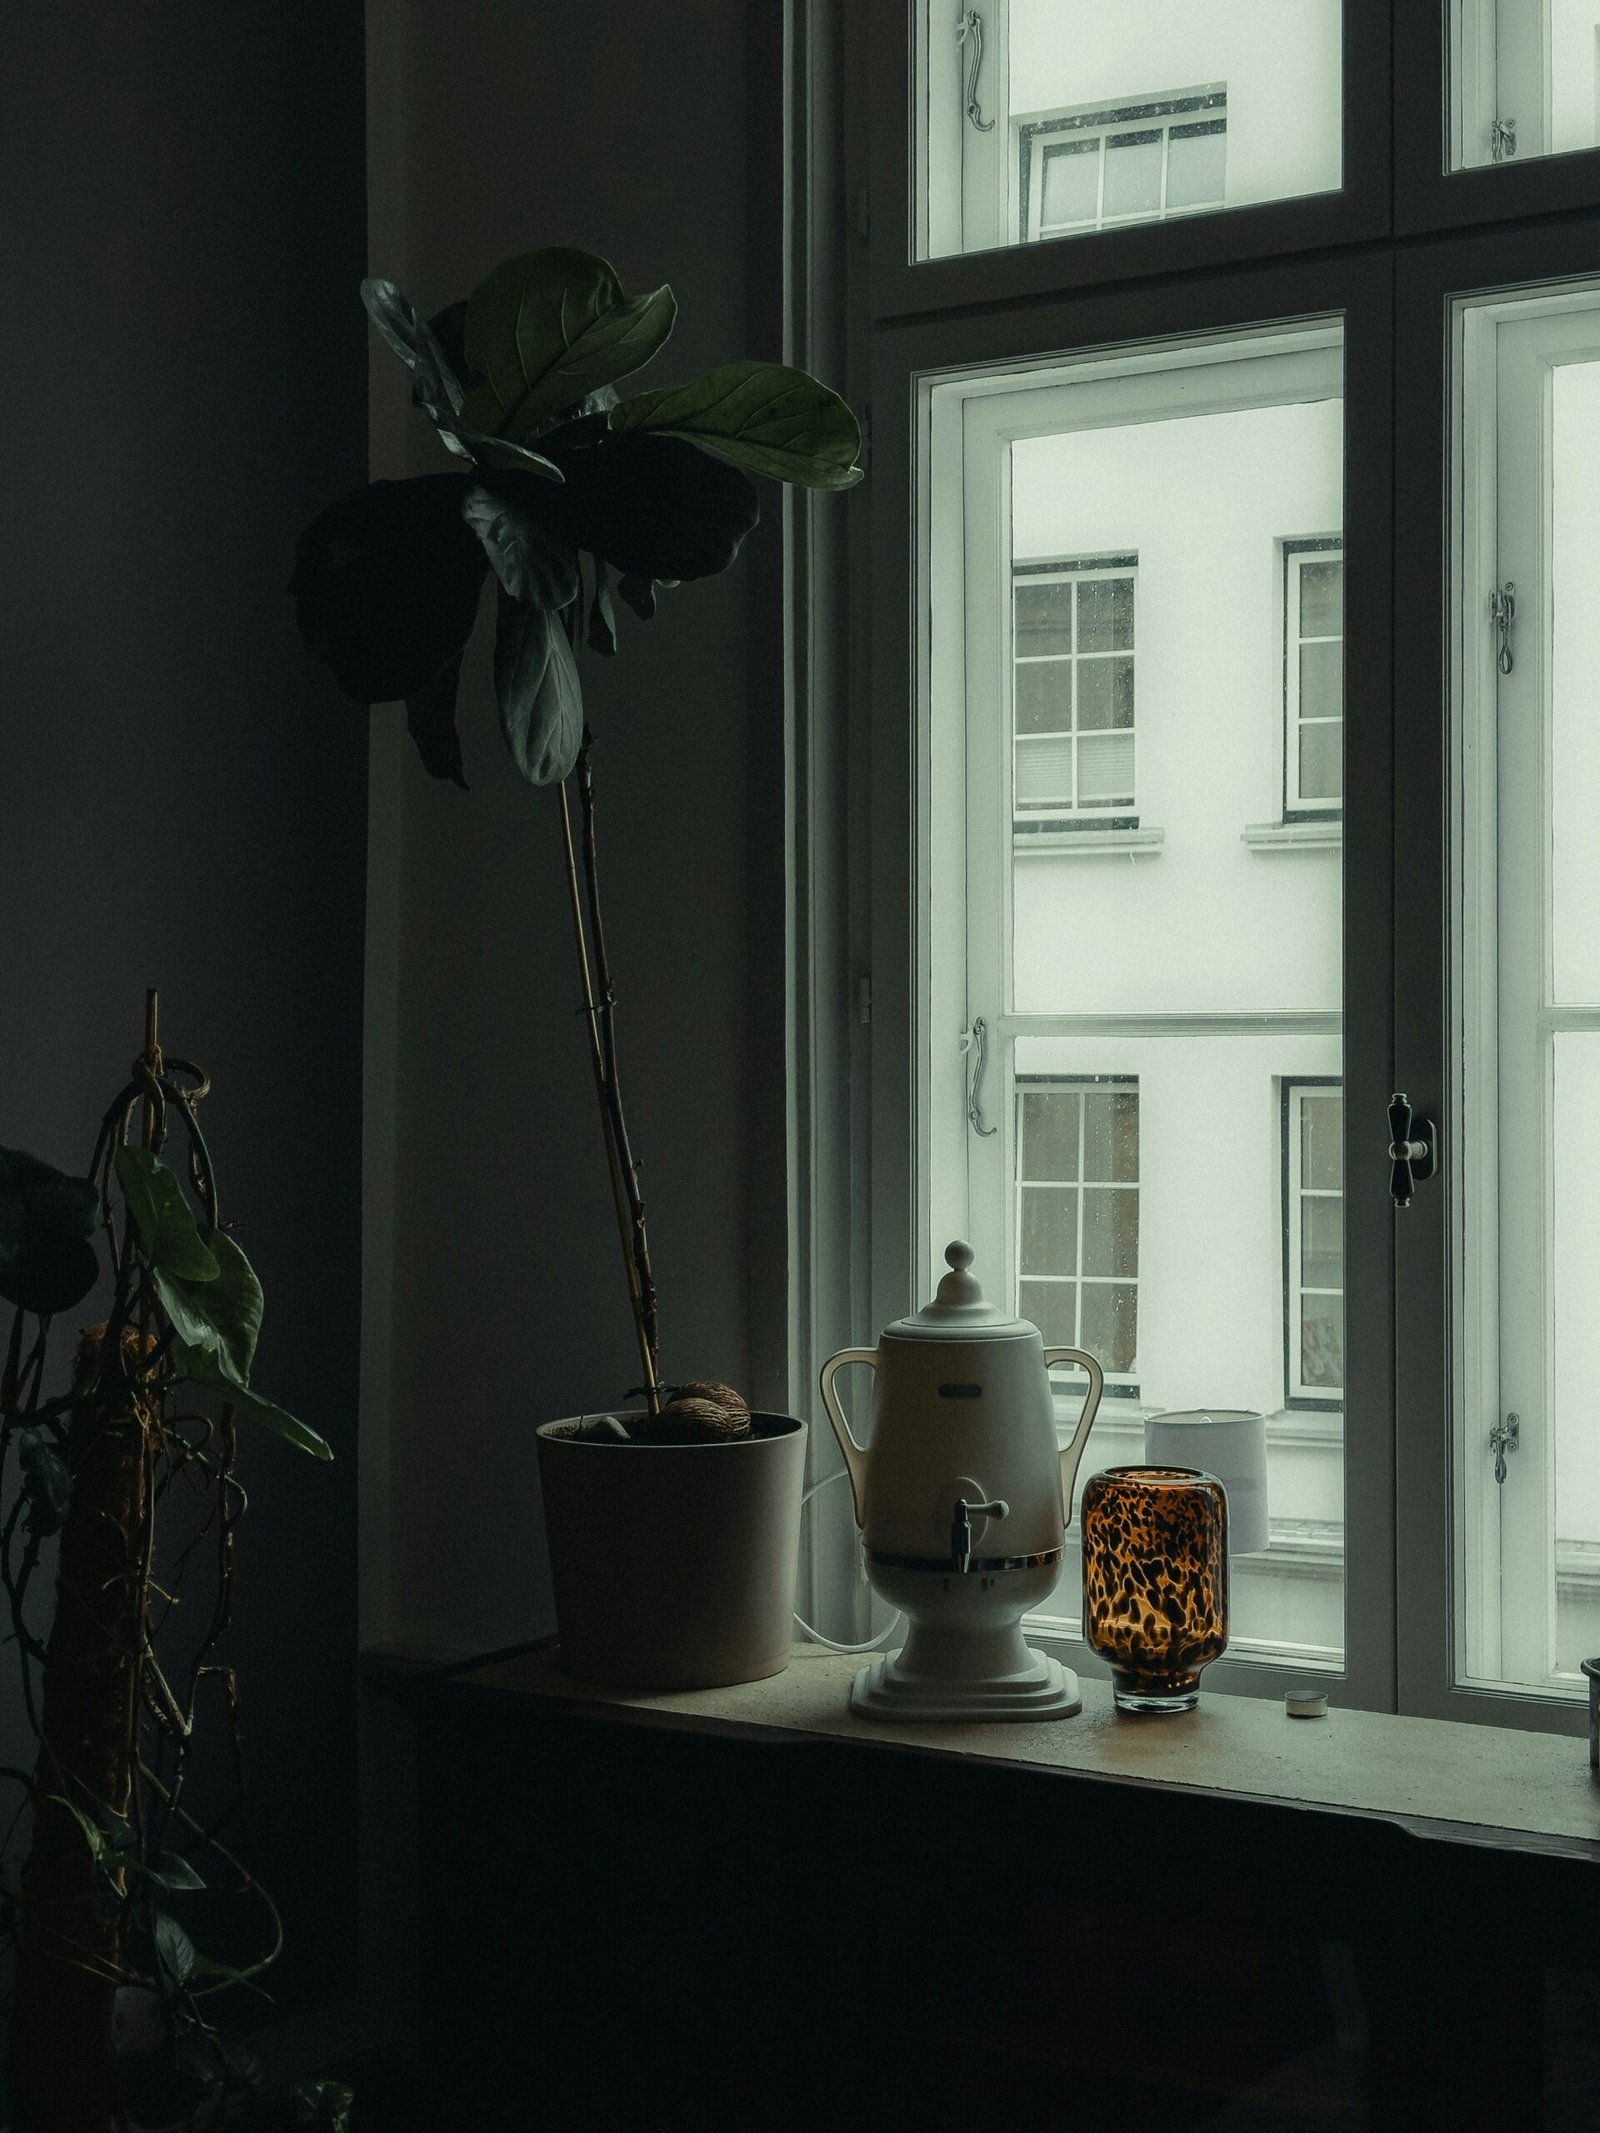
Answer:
[1014, 825, 1166, 856]
[1242, 819, 1343, 850]
[435, 1642, 1600, 1861]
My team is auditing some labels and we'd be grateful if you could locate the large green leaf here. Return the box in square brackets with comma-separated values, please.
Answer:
[154, 1913, 196, 1988]
[461, 479, 580, 608]
[115, 1148, 218, 1284]
[609, 362, 863, 490]
[153, 1230, 263, 1387]
[462, 249, 676, 443]
[492, 589, 584, 786]
[179, 1341, 332, 1462]
[406, 654, 468, 790]
[362, 278, 564, 482]
[546, 432, 759, 581]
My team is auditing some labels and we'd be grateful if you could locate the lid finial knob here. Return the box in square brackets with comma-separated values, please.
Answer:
[946, 1239, 975, 1273]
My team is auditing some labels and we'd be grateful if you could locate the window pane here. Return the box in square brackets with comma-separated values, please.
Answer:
[1554, 1036, 1600, 1673]
[1551, 361, 1600, 1002]
[1020, 1088, 1081, 1179]
[1298, 718, 1342, 803]
[1082, 1187, 1139, 1278]
[1015, 663, 1073, 735]
[1301, 1092, 1342, 1189]
[1301, 1292, 1344, 1392]
[1078, 576, 1134, 653]
[1020, 1278, 1079, 1346]
[1015, 579, 1076, 657]
[1301, 1196, 1343, 1290]
[1082, 1089, 1139, 1181]
[1299, 558, 1344, 636]
[1077, 731, 1135, 803]
[1016, 736, 1076, 804]
[1020, 1184, 1079, 1275]
[1076, 657, 1134, 731]
[1166, 120, 1227, 209]
[920, 1, 1343, 261]
[1041, 138, 1099, 228]
[1080, 1280, 1138, 1374]
[1299, 638, 1343, 723]
[1102, 129, 1163, 218]
[1450, 2, 1600, 171]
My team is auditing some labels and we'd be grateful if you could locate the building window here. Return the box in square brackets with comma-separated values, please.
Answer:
[1020, 93, 1227, 242]
[1015, 1079, 1140, 1394]
[1283, 539, 1344, 816]
[1284, 1082, 1344, 1407]
[1013, 559, 1137, 824]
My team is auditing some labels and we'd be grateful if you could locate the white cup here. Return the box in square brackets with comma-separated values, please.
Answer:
[1142, 1409, 1269, 1556]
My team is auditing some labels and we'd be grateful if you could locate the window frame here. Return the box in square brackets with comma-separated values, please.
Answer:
[868, 0, 1394, 320]
[865, 254, 1398, 1712]
[1014, 1074, 1142, 1396]
[1283, 1077, 1346, 1410]
[1021, 89, 1228, 244]
[1011, 555, 1139, 828]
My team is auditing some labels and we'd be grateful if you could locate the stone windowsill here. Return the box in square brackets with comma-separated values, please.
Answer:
[1242, 818, 1343, 850]
[1014, 825, 1166, 856]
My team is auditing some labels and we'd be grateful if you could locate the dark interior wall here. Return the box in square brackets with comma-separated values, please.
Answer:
[1, 7, 368, 2011]
[368, 0, 785, 1654]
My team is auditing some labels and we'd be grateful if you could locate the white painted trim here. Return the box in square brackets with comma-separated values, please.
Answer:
[1242, 821, 1343, 850]
[1016, 826, 1166, 855]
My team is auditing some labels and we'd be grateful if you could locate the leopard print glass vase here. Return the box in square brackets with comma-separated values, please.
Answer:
[1081, 1466, 1229, 1712]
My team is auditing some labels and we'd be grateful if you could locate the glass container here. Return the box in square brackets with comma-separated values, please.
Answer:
[1081, 1466, 1229, 1712]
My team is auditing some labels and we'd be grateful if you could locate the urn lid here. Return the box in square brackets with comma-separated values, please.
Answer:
[883, 1241, 1038, 1344]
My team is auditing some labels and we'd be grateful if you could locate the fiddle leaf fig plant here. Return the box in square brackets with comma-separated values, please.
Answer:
[293, 246, 863, 1438]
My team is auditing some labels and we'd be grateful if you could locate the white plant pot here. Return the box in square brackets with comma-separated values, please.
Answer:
[536, 1410, 807, 1690]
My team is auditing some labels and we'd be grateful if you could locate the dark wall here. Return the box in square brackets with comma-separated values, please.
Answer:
[1, 7, 367, 2012]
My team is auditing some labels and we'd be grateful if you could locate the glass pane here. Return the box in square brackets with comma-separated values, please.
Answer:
[1299, 718, 1342, 803]
[994, 328, 1346, 1668]
[1552, 361, 1600, 1001]
[1301, 1197, 1343, 1289]
[1015, 663, 1073, 735]
[1301, 1292, 1344, 1392]
[1020, 1088, 1081, 1179]
[1102, 129, 1163, 218]
[1554, 1035, 1600, 1672]
[1077, 576, 1134, 653]
[1082, 1187, 1139, 1279]
[920, 1, 1343, 261]
[1077, 657, 1134, 731]
[1020, 1278, 1078, 1346]
[1299, 558, 1344, 636]
[1166, 120, 1227, 209]
[1299, 638, 1343, 723]
[1080, 1280, 1138, 1374]
[1450, 1, 1600, 171]
[1076, 731, 1135, 803]
[1015, 579, 1076, 657]
[1020, 1184, 1079, 1275]
[1041, 138, 1100, 228]
[1301, 1092, 1342, 1189]
[1016, 736, 1076, 804]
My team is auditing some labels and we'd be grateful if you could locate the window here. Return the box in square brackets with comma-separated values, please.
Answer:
[1284, 1082, 1345, 1405]
[1015, 1079, 1140, 1391]
[1283, 540, 1344, 815]
[1021, 95, 1226, 243]
[1450, 0, 1600, 170]
[919, 0, 1344, 261]
[1013, 559, 1136, 825]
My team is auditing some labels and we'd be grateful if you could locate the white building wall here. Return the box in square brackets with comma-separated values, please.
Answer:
[1008, 0, 1343, 209]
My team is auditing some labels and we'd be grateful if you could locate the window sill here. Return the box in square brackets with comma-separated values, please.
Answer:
[1014, 825, 1166, 856]
[425, 1641, 1600, 1861]
[1241, 819, 1343, 850]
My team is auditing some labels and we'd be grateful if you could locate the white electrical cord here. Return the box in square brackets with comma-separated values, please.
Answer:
[792, 1466, 903, 1654]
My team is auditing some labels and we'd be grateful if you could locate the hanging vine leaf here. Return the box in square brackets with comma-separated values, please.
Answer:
[462, 248, 677, 442]
[406, 654, 468, 789]
[610, 361, 863, 489]
[291, 474, 488, 705]
[178, 1342, 331, 1461]
[492, 589, 583, 786]
[0, 1146, 99, 1314]
[115, 1148, 219, 1285]
[153, 1230, 263, 1388]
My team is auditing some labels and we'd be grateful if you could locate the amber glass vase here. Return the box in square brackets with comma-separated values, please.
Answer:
[1081, 1467, 1229, 1712]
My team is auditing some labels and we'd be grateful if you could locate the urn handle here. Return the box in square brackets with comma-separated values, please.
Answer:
[818, 1348, 877, 1527]
[1044, 1347, 1105, 1527]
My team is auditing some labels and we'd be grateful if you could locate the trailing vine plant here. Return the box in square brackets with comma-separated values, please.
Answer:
[1, 994, 330, 2133]
[291, 247, 862, 1442]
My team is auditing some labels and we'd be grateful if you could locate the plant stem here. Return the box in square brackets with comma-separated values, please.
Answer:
[556, 774, 661, 1415]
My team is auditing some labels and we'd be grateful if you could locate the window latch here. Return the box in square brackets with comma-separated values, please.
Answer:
[1490, 580, 1516, 674]
[1387, 1092, 1438, 1208]
[956, 11, 995, 133]
[960, 1018, 998, 1138]
[1491, 116, 1518, 163]
[1490, 1413, 1520, 1487]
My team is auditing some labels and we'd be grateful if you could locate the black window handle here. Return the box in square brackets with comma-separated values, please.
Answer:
[1388, 1092, 1438, 1209]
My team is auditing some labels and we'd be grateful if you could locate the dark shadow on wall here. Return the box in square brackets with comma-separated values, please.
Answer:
[0, 2, 368, 2020]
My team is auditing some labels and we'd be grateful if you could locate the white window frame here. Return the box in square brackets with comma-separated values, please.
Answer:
[1283, 539, 1345, 818]
[1012, 556, 1138, 829]
[1020, 90, 1228, 244]
[1284, 1079, 1345, 1408]
[1450, 0, 1560, 169]
[1014, 1075, 1141, 1398]
[1451, 282, 1600, 1703]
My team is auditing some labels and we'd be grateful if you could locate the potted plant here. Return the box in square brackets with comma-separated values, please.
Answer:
[1, 996, 332, 2133]
[291, 247, 862, 1686]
